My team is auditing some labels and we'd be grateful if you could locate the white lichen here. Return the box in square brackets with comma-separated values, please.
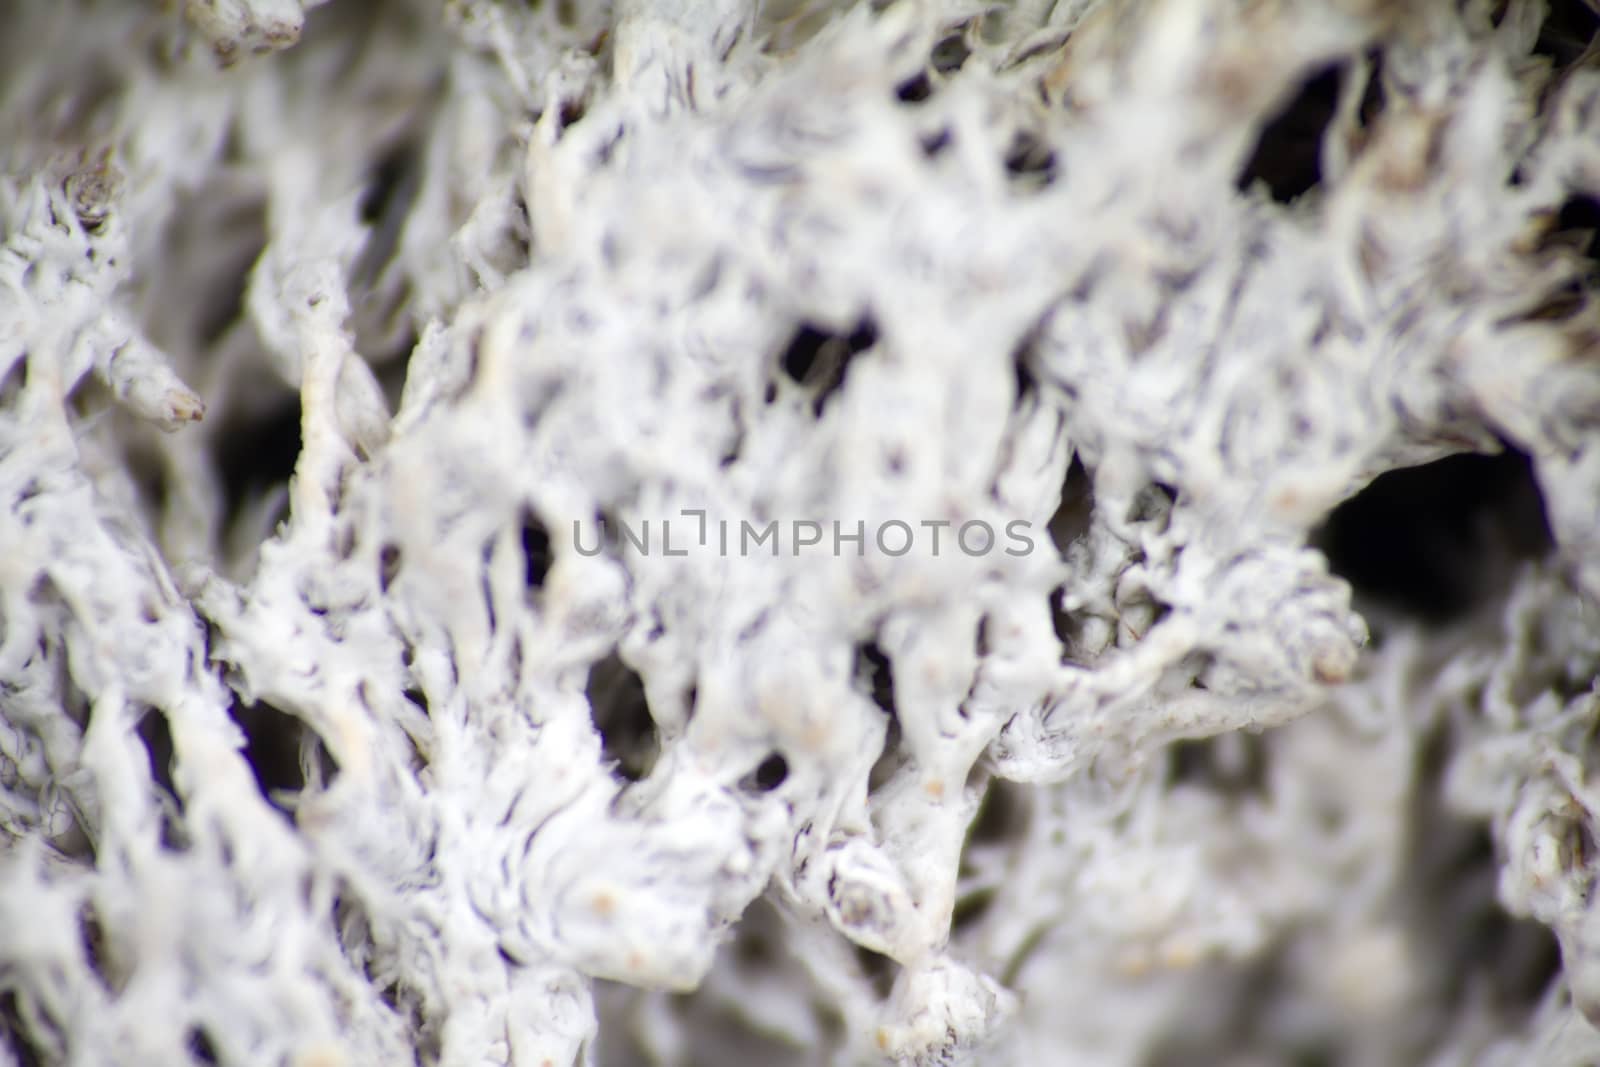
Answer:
[2, 0, 1600, 1064]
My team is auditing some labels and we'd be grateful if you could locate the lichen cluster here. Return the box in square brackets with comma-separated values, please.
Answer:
[2, 1, 1599, 1064]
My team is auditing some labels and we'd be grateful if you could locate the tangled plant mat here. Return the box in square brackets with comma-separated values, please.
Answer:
[3, 0, 1600, 1064]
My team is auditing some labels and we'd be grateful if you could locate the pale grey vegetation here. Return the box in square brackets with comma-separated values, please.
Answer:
[2, 0, 1600, 1064]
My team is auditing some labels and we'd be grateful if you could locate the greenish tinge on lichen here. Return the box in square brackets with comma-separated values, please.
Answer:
[2, 0, 1600, 1064]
